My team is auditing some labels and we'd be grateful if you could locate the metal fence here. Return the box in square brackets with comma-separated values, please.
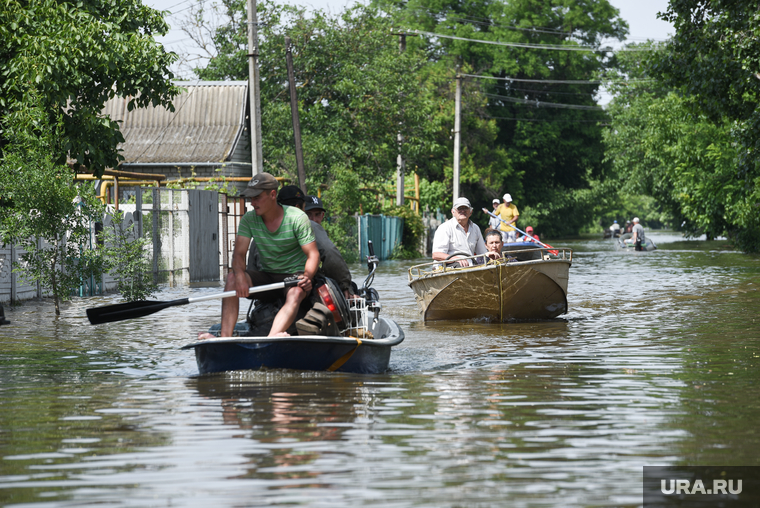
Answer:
[1, 188, 244, 303]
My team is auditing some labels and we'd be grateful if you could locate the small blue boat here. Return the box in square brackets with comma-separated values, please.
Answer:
[182, 241, 404, 375]
[182, 317, 403, 374]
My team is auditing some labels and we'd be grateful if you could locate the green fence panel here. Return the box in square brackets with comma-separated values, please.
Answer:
[358, 214, 403, 261]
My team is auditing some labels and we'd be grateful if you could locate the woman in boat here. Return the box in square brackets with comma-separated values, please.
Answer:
[431, 196, 487, 267]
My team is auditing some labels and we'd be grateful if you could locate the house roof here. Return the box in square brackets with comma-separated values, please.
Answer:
[103, 81, 249, 164]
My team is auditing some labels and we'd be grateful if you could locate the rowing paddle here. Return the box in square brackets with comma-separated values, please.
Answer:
[482, 208, 559, 255]
[87, 279, 299, 325]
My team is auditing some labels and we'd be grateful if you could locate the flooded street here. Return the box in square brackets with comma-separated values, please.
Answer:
[2, 231, 760, 507]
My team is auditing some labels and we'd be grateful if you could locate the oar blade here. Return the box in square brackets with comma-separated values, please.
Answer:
[87, 299, 183, 325]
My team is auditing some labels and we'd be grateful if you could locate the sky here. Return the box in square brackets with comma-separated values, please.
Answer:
[146, 0, 674, 99]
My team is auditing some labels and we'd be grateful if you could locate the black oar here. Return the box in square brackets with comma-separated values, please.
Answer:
[87, 280, 299, 325]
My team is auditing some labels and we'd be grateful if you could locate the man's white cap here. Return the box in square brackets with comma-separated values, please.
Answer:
[633, 217, 640, 223]
[453, 197, 472, 209]
[492, 198, 500, 204]
[503, 193, 512, 202]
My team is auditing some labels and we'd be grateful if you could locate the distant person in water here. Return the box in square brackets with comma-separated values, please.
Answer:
[432, 197, 487, 267]
[631, 217, 646, 251]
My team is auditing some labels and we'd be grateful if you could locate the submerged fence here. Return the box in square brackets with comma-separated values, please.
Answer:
[1, 188, 417, 303]
[0, 188, 244, 303]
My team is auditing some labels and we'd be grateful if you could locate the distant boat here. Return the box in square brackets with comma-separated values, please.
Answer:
[407, 243, 572, 322]
[615, 233, 657, 251]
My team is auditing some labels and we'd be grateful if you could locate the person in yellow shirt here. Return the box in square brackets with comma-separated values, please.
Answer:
[496, 193, 519, 243]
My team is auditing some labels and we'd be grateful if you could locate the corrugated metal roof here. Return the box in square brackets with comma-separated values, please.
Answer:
[103, 81, 249, 164]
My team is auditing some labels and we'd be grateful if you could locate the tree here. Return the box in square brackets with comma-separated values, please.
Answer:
[101, 210, 159, 302]
[372, 0, 628, 236]
[653, 0, 760, 251]
[0, 0, 180, 176]
[183, 1, 447, 255]
[604, 44, 738, 241]
[0, 105, 107, 315]
[193, 2, 443, 186]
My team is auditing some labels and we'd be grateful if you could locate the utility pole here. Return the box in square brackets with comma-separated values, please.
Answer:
[247, 0, 263, 175]
[285, 36, 307, 193]
[453, 72, 462, 201]
[396, 33, 406, 207]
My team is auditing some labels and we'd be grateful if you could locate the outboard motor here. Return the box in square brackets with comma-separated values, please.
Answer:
[358, 240, 381, 328]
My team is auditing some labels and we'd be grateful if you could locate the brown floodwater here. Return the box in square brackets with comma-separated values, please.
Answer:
[1, 231, 760, 507]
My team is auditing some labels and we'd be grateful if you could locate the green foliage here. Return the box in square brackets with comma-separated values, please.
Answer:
[196, 2, 444, 190]
[0, 106, 107, 315]
[383, 205, 424, 259]
[101, 210, 158, 302]
[192, 0, 632, 238]
[319, 165, 363, 263]
[0, 0, 180, 175]
[650, 1, 760, 250]
[603, 44, 754, 244]
[164, 166, 238, 195]
[373, 0, 627, 231]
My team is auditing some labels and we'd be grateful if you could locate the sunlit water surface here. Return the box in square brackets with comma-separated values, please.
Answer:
[2, 231, 760, 507]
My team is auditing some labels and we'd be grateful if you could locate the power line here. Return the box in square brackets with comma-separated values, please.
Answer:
[494, 84, 596, 97]
[412, 30, 652, 52]
[483, 93, 604, 110]
[163, 0, 194, 12]
[479, 114, 606, 123]
[463, 73, 651, 84]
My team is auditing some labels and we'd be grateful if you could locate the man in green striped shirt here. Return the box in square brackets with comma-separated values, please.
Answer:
[208, 173, 319, 338]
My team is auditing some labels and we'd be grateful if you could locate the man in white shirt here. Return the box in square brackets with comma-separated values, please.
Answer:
[631, 217, 646, 251]
[432, 197, 487, 267]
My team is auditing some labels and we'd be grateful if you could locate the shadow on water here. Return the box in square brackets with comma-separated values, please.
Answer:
[2, 230, 760, 506]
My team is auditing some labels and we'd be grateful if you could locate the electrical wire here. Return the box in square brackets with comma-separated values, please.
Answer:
[462, 74, 651, 84]
[484, 93, 604, 110]
[412, 30, 652, 52]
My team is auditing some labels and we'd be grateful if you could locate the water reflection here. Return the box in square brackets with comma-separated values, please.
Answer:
[1, 231, 760, 506]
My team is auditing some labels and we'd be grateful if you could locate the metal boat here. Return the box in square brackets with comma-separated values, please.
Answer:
[615, 233, 657, 251]
[183, 242, 404, 374]
[408, 243, 572, 322]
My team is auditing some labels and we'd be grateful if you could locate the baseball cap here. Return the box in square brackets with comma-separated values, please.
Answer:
[241, 172, 280, 197]
[526, 226, 534, 232]
[277, 185, 305, 203]
[453, 197, 472, 209]
[304, 195, 325, 212]
[503, 193, 512, 202]
[492, 198, 500, 204]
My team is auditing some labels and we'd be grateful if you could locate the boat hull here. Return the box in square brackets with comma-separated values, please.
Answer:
[182, 317, 404, 375]
[409, 258, 570, 322]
